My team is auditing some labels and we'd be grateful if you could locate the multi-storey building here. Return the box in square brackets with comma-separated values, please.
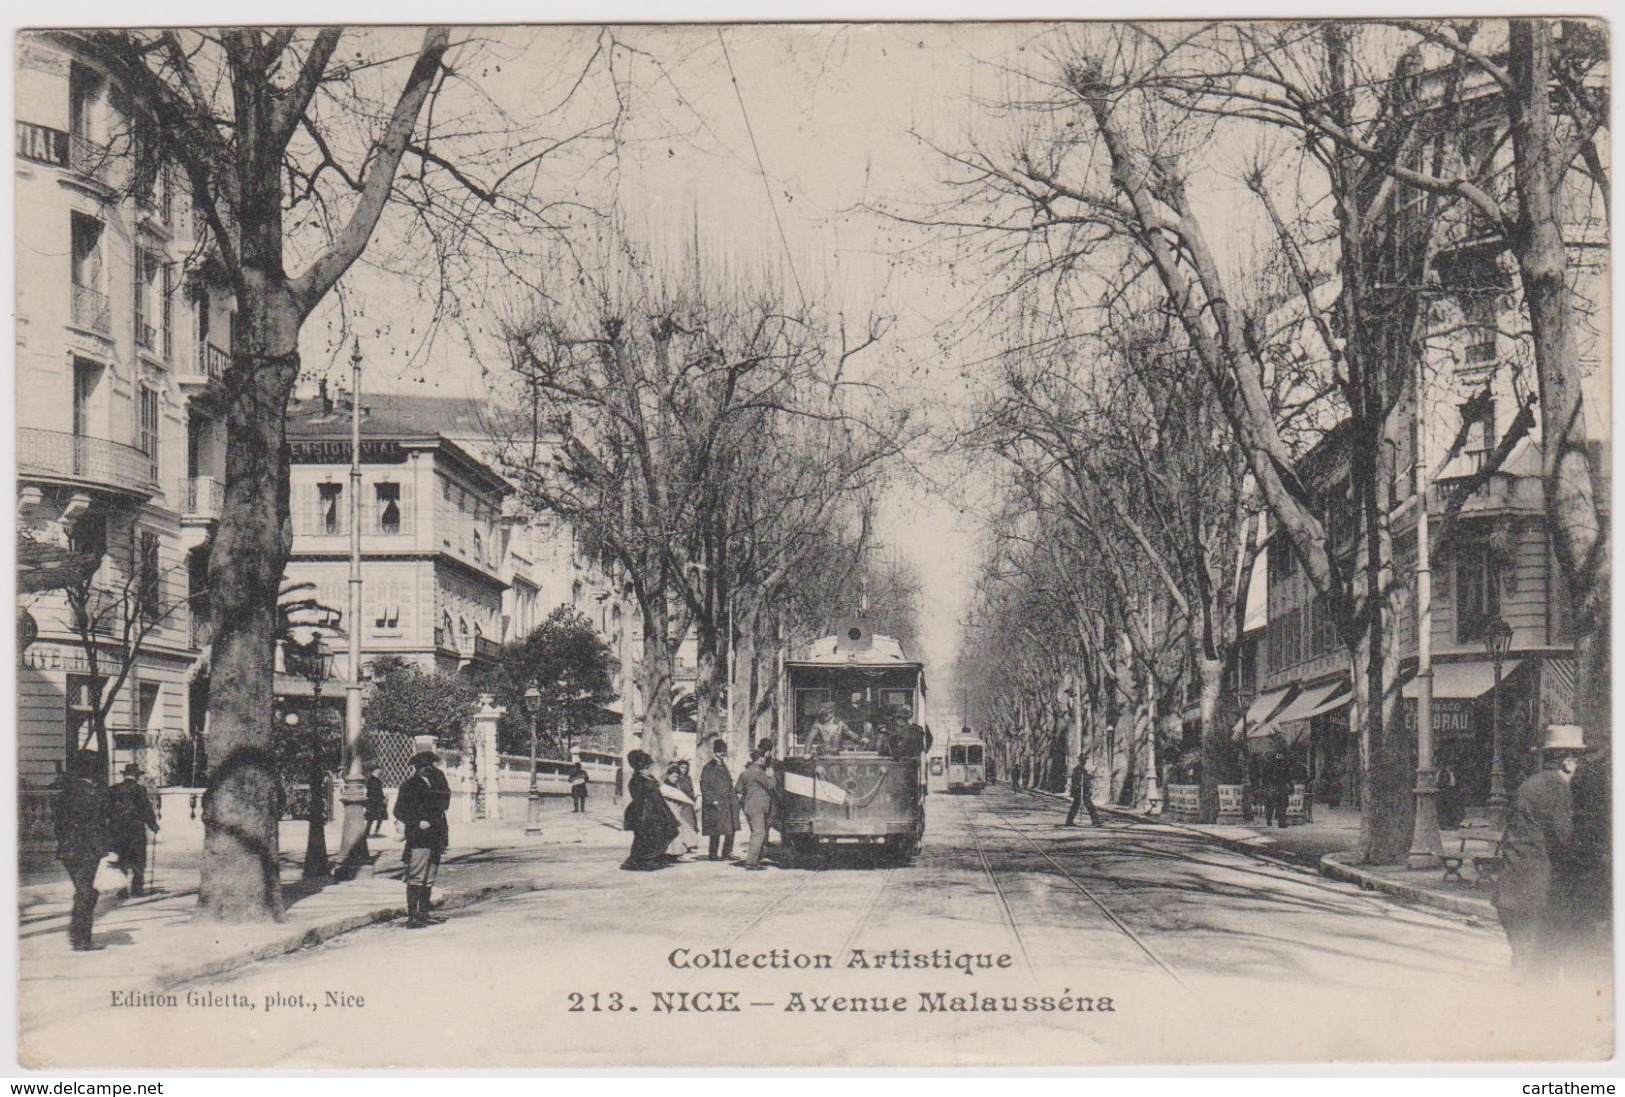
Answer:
[16, 33, 227, 797]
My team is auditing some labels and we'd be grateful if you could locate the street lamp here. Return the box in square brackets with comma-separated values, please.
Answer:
[286, 637, 336, 878]
[524, 683, 544, 833]
[1483, 616, 1514, 829]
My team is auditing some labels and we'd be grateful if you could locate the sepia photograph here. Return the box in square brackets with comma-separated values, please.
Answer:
[10, 14, 1614, 1070]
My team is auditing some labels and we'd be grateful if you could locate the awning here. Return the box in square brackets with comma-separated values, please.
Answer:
[1253, 681, 1344, 739]
[1232, 687, 1293, 738]
[1402, 660, 1522, 700]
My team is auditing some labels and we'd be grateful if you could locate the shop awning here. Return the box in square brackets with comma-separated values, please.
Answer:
[1253, 681, 1344, 739]
[1232, 687, 1294, 738]
[1402, 660, 1521, 700]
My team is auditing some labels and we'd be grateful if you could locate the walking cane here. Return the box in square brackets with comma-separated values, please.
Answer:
[148, 824, 158, 895]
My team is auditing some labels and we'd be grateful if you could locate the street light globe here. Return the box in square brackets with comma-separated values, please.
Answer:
[284, 712, 300, 727]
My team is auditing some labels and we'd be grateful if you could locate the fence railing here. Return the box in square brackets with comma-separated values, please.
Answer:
[18, 427, 156, 496]
[191, 341, 229, 381]
[68, 133, 115, 185]
[71, 283, 110, 334]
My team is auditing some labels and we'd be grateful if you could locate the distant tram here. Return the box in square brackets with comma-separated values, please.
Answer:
[945, 733, 987, 794]
[775, 623, 930, 862]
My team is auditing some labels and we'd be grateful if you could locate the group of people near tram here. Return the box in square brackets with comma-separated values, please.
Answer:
[621, 737, 779, 872]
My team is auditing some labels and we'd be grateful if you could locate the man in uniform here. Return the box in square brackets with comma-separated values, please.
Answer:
[700, 739, 740, 861]
[1065, 754, 1101, 826]
[393, 751, 451, 928]
[55, 751, 112, 951]
[106, 763, 159, 896]
[1494, 724, 1584, 974]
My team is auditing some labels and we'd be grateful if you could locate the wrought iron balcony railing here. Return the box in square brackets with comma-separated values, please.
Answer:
[18, 427, 157, 497]
[71, 283, 111, 334]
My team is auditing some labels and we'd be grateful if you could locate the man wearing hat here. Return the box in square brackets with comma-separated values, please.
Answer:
[735, 745, 777, 871]
[54, 751, 112, 950]
[700, 738, 740, 861]
[1494, 724, 1584, 973]
[393, 751, 452, 928]
[107, 763, 159, 897]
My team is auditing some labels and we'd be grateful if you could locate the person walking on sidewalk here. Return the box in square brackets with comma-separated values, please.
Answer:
[622, 750, 679, 871]
[394, 751, 451, 928]
[1065, 755, 1100, 827]
[54, 751, 113, 951]
[106, 764, 158, 897]
[700, 738, 740, 861]
[1494, 724, 1583, 974]
[568, 763, 589, 813]
[364, 766, 389, 836]
[736, 748, 777, 870]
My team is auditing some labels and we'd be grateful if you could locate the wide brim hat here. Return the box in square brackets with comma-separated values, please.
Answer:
[1541, 724, 1586, 753]
[408, 750, 441, 767]
[711, 740, 728, 754]
[121, 763, 142, 776]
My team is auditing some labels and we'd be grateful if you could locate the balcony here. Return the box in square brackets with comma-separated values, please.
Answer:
[71, 283, 110, 335]
[186, 474, 224, 521]
[18, 428, 157, 498]
[195, 342, 229, 381]
[68, 133, 116, 188]
[453, 633, 502, 664]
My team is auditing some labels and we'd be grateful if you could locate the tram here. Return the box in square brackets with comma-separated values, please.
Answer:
[945, 732, 987, 794]
[775, 623, 930, 862]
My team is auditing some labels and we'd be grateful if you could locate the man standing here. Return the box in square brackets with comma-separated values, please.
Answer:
[106, 764, 158, 897]
[1494, 724, 1584, 974]
[393, 751, 451, 928]
[364, 766, 389, 836]
[54, 751, 112, 951]
[700, 739, 740, 861]
[568, 763, 589, 813]
[735, 748, 776, 871]
[1065, 755, 1101, 827]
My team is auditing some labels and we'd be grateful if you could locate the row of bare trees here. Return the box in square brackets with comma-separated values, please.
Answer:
[936, 19, 1607, 881]
[496, 254, 919, 765]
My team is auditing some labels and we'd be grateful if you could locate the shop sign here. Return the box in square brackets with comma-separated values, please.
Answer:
[289, 439, 408, 464]
[19, 643, 91, 673]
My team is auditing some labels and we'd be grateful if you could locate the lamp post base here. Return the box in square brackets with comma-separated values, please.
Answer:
[1487, 786, 1510, 834]
[1406, 771, 1444, 870]
[333, 776, 374, 880]
[526, 789, 544, 834]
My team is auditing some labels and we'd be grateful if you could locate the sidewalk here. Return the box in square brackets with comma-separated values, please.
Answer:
[19, 800, 628, 1034]
[1017, 785, 1498, 922]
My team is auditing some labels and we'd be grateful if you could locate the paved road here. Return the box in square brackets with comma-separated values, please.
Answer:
[21, 788, 1609, 1068]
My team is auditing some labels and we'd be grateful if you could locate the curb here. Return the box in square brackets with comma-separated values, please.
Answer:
[145, 880, 528, 994]
[1006, 784, 1492, 919]
[1318, 853, 1497, 919]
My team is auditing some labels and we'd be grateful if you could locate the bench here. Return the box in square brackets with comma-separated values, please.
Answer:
[1440, 837, 1503, 885]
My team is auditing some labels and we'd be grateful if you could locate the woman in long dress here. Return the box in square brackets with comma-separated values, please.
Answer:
[662, 762, 700, 857]
[622, 750, 679, 871]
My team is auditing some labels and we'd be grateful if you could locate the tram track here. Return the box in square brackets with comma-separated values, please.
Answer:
[953, 799, 1038, 980]
[970, 795, 1195, 996]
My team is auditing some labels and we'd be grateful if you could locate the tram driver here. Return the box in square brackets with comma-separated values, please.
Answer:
[806, 701, 855, 756]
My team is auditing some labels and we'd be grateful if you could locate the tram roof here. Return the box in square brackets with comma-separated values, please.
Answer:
[785, 659, 925, 671]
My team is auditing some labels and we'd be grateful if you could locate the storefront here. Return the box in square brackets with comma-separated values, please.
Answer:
[1400, 657, 1538, 805]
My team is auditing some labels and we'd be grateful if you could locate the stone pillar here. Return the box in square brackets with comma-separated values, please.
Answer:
[470, 694, 503, 821]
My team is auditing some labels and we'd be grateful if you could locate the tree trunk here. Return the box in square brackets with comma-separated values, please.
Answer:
[1507, 18, 1611, 939]
[197, 283, 301, 921]
[638, 593, 676, 763]
[1196, 655, 1225, 824]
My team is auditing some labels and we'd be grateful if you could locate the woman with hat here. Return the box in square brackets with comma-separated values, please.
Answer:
[363, 765, 389, 836]
[1494, 724, 1584, 973]
[622, 750, 679, 871]
[662, 761, 699, 858]
[393, 750, 451, 927]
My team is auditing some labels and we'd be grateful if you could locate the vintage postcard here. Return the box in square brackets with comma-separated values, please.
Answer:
[12, 17, 1614, 1069]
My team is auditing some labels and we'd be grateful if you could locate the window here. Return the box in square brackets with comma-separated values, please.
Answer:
[137, 531, 162, 622]
[133, 248, 164, 351]
[1462, 296, 1498, 366]
[66, 675, 98, 756]
[70, 214, 108, 333]
[472, 528, 484, 562]
[72, 358, 99, 440]
[139, 387, 160, 482]
[1460, 392, 1495, 472]
[69, 512, 107, 561]
[318, 482, 343, 535]
[375, 482, 402, 535]
[1455, 535, 1501, 643]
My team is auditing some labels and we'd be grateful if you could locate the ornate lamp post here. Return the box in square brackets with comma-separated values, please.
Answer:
[286, 636, 336, 879]
[1483, 616, 1514, 829]
[524, 683, 544, 833]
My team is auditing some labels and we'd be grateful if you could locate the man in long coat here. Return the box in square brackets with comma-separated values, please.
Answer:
[1065, 755, 1100, 826]
[106, 764, 158, 896]
[700, 739, 740, 861]
[735, 748, 777, 870]
[393, 751, 451, 928]
[55, 751, 112, 951]
[1494, 724, 1584, 973]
